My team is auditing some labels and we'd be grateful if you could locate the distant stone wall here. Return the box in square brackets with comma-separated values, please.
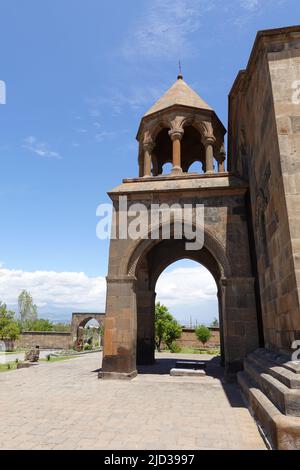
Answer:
[177, 328, 220, 349]
[15, 328, 220, 351]
[16, 332, 72, 350]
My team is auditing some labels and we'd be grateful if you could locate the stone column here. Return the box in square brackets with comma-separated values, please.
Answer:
[143, 140, 154, 177]
[169, 129, 184, 174]
[100, 276, 137, 379]
[203, 137, 215, 174]
[136, 289, 156, 365]
[152, 153, 158, 177]
[218, 157, 226, 173]
[217, 143, 226, 172]
[221, 277, 259, 378]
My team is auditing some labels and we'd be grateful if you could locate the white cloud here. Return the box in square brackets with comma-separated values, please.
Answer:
[0, 268, 106, 314]
[235, 0, 287, 25]
[122, 0, 214, 60]
[239, 0, 285, 10]
[87, 84, 166, 116]
[0, 265, 217, 324]
[156, 265, 218, 325]
[156, 265, 217, 306]
[239, 0, 260, 10]
[23, 136, 61, 159]
[93, 121, 102, 129]
[122, 0, 288, 57]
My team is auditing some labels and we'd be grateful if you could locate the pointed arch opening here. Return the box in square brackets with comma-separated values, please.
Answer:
[181, 125, 206, 173]
[156, 259, 218, 329]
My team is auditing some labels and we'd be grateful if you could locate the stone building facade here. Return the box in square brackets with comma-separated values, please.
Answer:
[228, 26, 300, 353]
[100, 26, 300, 448]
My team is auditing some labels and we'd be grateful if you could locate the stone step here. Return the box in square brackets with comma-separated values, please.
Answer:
[247, 351, 300, 389]
[254, 348, 300, 375]
[175, 360, 206, 370]
[244, 358, 300, 417]
[170, 368, 206, 377]
[238, 371, 300, 450]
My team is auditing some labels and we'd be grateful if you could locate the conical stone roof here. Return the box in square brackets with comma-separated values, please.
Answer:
[144, 76, 213, 117]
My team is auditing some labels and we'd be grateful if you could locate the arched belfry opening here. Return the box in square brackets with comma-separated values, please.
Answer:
[100, 74, 260, 380]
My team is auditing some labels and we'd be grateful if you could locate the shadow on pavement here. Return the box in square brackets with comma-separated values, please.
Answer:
[137, 355, 246, 408]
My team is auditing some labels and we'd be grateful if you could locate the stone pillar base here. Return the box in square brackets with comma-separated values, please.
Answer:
[98, 370, 137, 380]
[171, 166, 183, 175]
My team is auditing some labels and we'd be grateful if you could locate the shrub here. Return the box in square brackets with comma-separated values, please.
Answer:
[20, 318, 53, 332]
[0, 303, 20, 340]
[195, 325, 212, 346]
[155, 302, 182, 351]
[84, 343, 92, 351]
[169, 342, 181, 353]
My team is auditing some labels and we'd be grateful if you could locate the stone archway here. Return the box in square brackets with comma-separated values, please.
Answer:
[71, 313, 105, 348]
[126, 226, 257, 374]
[101, 217, 260, 379]
[132, 237, 226, 367]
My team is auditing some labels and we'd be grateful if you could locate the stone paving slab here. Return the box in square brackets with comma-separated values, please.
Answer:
[0, 352, 266, 450]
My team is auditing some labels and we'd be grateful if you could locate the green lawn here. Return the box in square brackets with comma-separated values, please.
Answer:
[0, 361, 18, 372]
[40, 355, 77, 363]
[0, 355, 77, 372]
[172, 347, 220, 355]
[0, 349, 25, 355]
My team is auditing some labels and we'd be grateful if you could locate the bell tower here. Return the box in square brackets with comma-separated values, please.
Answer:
[137, 74, 227, 177]
[100, 75, 259, 380]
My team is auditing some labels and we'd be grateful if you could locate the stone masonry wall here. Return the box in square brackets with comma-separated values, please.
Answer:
[15, 332, 72, 350]
[228, 27, 300, 352]
[177, 328, 220, 349]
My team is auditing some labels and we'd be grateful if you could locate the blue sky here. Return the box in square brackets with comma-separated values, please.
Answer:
[0, 0, 298, 323]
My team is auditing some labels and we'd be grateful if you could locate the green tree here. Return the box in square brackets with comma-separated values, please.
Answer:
[195, 325, 212, 346]
[155, 302, 182, 352]
[18, 290, 38, 323]
[0, 302, 20, 340]
[21, 318, 53, 332]
[52, 322, 71, 333]
[210, 318, 219, 328]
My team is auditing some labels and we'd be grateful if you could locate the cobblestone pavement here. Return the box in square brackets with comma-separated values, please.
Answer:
[0, 352, 266, 450]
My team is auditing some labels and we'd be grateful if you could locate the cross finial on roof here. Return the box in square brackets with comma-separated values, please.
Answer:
[178, 60, 183, 80]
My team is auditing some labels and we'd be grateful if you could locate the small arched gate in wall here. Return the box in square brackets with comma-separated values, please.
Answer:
[71, 313, 105, 348]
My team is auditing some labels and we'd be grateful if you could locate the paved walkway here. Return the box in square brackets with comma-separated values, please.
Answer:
[0, 352, 266, 450]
